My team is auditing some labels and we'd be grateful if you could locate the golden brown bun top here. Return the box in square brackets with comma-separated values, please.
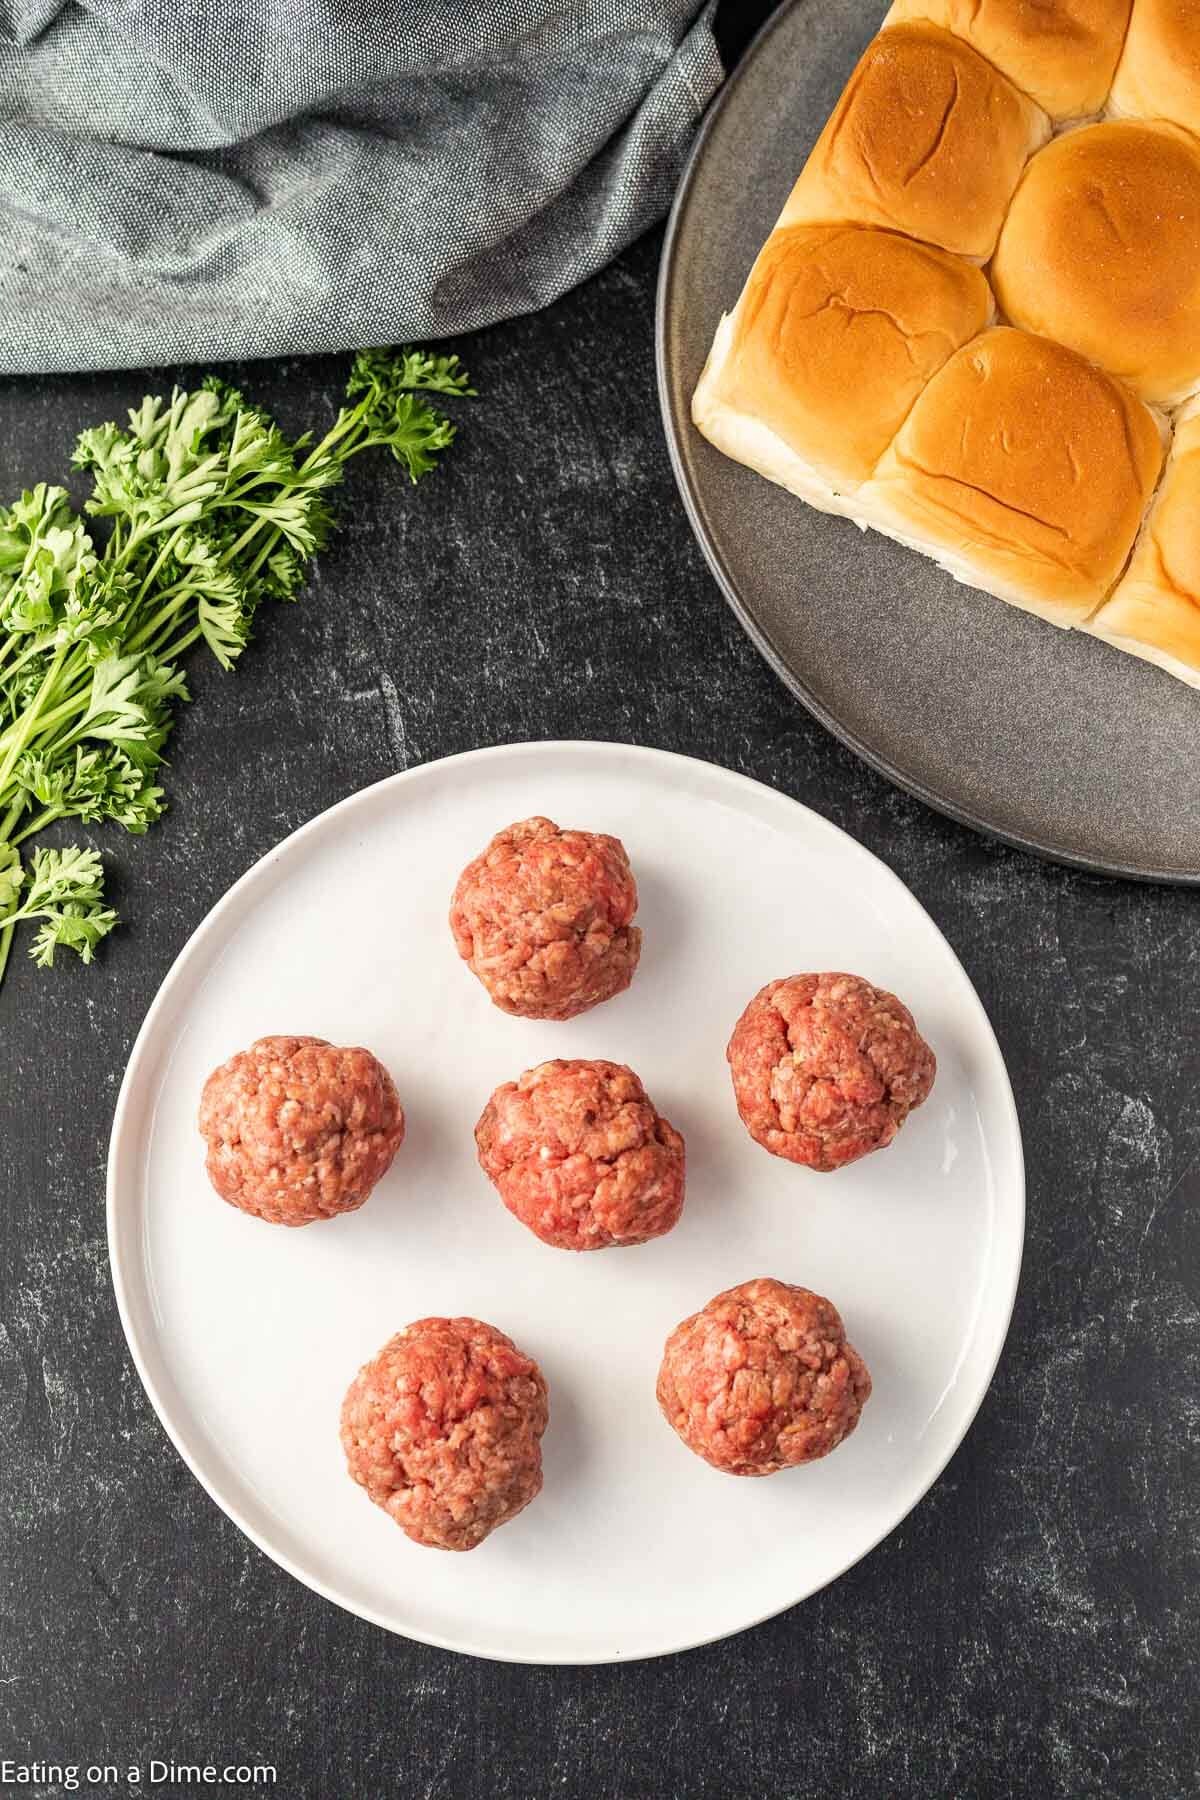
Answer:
[1110, 0, 1200, 133]
[1091, 404, 1200, 671]
[779, 24, 1048, 261]
[1131, 405, 1200, 604]
[991, 121, 1200, 405]
[713, 224, 993, 484]
[873, 328, 1163, 597]
[883, 0, 1131, 116]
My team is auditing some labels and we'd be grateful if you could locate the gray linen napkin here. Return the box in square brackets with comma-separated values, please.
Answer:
[0, 0, 723, 372]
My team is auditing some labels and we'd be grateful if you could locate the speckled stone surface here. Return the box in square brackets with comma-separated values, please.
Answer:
[0, 205, 1197, 1800]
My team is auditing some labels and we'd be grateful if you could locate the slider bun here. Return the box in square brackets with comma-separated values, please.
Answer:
[1088, 402, 1200, 686]
[881, 0, 1130, 118]
[991, 122, 1200, 406]
[779, 25, 1048, 261]
[1110, 0, 1200, 134]
[853, 328, 1164, 624]
[692, 224, 993, 508]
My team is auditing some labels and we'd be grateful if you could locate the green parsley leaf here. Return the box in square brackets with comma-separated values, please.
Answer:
[0, 346, 473, 994]
[0, 840, 24, 912]
[0, 843, 117, 968]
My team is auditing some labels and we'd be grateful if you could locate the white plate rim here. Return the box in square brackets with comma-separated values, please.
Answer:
[106, 738, 1026, 1664]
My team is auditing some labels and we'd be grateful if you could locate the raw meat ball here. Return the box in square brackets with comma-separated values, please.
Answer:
[449, 816, 641, 1020]
[727, 972, 935, 1172]
[340, 1316, 549, 1550]
[198, 1034, 405, 1226]
[476, 1059, 685, 1251]
[657, 1277, 871, 1475]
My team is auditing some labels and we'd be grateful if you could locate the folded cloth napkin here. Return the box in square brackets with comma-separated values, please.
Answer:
[0, 0, 722, 372]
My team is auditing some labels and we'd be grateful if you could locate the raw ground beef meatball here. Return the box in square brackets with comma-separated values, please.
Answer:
[657, 1277, 871, 1475]
[727, 972, 935, 1172]
[198, 1035, 405, 1226]
[449, 816, 641, 1020]
[475, 1059, 686, 1251]
[340, 1316, 549, 1551]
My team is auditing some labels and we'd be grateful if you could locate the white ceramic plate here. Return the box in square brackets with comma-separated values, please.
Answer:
[108, 740, 1023, 1664]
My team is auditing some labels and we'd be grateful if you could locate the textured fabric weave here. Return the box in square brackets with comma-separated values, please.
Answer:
[0, 0, 723, 372]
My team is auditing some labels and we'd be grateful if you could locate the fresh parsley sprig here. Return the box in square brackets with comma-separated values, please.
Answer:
[0, 347, 471, 993]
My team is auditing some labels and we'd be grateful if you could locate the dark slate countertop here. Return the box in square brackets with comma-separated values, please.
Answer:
[0, 227, 1197, 1800]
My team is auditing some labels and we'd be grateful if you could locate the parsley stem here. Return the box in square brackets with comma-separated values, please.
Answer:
[12, 805, 62, 844]
[0, 636, 95, 758]
[0, 643, 67, 798]
[0, 686, 88, 764]
[0, 633, 49, 686]
[125, 583, 193, 655]
[298, 408, 366, 472]
[227, 529, 279, 590]
[0, 923, 13, 990]
[124, 517, 276, 659]
[128, 530, 184, 610]
[157, 624, 203, 664]
[221, 513, 276, 562]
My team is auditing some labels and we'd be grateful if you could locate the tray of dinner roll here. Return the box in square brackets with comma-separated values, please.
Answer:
[657, 0, 1200, 880]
